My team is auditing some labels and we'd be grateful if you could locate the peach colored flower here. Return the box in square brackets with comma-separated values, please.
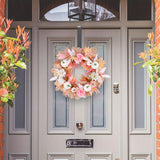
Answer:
[77, 88, 86, 97]
[0, 88, 8, 96]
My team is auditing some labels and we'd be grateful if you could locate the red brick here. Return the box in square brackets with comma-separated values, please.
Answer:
[0, 116, 4, 123]
[157, 149, 160, 157]
[157, 132, 160, 140]
[157, 107, 160, 114]
[0, 142, 4, 150]
[0, 124, 4, 132]
[157, 97, 160, 105]
[157, 115, 160, 122]
[0, 150, 4, 158]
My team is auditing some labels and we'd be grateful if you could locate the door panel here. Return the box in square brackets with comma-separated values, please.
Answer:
[129, 29, 154, 159]
[47, 40, 75, 134]
[39, 29, 121, 160]
[84, 39, 112, 135]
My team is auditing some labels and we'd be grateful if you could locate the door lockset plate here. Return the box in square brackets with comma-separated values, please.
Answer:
[113, 83, 120, 94]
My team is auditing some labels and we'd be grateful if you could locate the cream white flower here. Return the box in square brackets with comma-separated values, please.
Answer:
[49, 76, 57, 81]
[58, 78, 65, 85]
[87, 61, 92, 66]
[97, 76, 103, 84]
[68, 49, 75, 56]
[64, 82, 71, 90]
[57, 69, 66, 77]
[91, 62, 99, 69]
[61, 59, 71, 67]
[90, 72, 98, 81]
[71, 87, 76, 93]
[84, 84, 91, 92]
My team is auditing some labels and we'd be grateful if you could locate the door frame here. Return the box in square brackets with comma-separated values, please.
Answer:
[4, 0, 155, 160]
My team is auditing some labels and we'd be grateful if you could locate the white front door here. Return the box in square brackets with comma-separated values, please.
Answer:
[39, 29, 121, 160]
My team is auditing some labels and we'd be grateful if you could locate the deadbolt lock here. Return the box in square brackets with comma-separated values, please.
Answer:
[113, 83, 119, 94]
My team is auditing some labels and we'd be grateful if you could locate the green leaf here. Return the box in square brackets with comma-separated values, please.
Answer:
[133, 61, 144, 66]
[147, 65, 152, 73]
[19, 45, 27, 51]
[157, 84, 160, 89]
[9, 93, 15, 100]
[148, 84, 153, 96]
[152, 76, 157, 82]
[5, 37, 18, 41]
[0, 31, 6, 37]
[146, 44, 152, 47]
[142, 59, 154, 67]
[0, 66, 4, 72]
[15, 61, 27, 69]
[1, 97, 8, 103]
[20, 54, 31, 63]
[5, 53, 15, 61]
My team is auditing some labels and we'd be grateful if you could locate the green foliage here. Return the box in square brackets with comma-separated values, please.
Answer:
[0, 17, 31, 107]
[134, 32, 160, 96]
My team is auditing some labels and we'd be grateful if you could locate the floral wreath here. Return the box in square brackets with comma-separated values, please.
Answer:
[50, 47, 110, 99]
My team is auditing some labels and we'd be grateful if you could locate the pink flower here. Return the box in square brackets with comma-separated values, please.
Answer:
[77, 54, 83, 62]
[77, 88, 86, 97]
[88, 68, 93, 72]
[0, 88, 8, 96]
[57, 53, 66, 60]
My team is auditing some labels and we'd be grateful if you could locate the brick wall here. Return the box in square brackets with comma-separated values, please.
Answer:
[0, 1, 5, 160]
[155, 0, 160, 159]
[0, 0, 5, 18]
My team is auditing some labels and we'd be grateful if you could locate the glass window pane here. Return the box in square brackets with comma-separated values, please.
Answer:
[128, 0, 151, 20]
[15, 68, 25, 129]
[8, 0, 32, 21]
[134, 42, 145, 128]
[40, 0, 120, 21]
[52, 43, 70, 128]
